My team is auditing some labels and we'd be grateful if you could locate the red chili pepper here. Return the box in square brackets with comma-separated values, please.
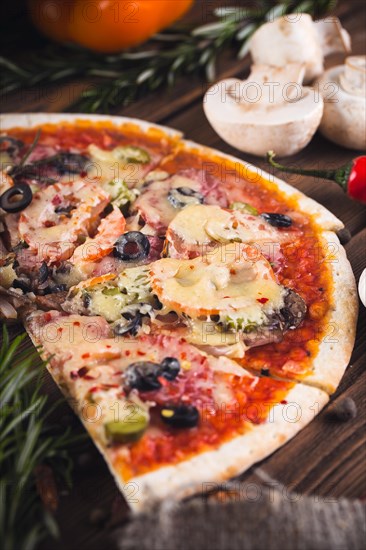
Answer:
[267, 152, 366, 204]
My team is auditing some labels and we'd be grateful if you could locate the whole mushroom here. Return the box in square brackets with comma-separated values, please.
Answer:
[204, 63, 323, 157]
[316, 56, 366, 151]
[249, 14, 351, 83]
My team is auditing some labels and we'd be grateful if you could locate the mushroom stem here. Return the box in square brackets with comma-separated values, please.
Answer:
[267, 151, 352, 189]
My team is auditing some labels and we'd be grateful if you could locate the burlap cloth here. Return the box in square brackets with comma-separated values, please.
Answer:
[114, 471, 366, 550]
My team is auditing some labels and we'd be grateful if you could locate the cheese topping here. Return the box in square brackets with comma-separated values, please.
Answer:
[150, 243, 285, 322]
[64, 266, 153, 323]
[166, 204, 288, 258]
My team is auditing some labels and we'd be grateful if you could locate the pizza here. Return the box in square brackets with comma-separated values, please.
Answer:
[0, 114, 357, 512]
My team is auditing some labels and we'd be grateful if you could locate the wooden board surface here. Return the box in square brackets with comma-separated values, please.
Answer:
[2, 1, 366, 549]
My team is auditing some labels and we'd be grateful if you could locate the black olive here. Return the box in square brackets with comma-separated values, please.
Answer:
[114, 232, 151, 261]
[82, 291, 91, 309]
[124, 361, 162, 392]
[12, 279, 31, 293]
[30, 152, 89, 175]
[38, 283, 67, 295]
[114, 312, 142, 337]
[38, 262, 49, 285]
[54, 153, 89, 175]
[160, 405, 199, 428]
[168, 187, 204, 209]
[160, 357, 180, 381]
[0, 184, 33, 213]
[151, 295, 163, 310]
[260, 213, 292, 228]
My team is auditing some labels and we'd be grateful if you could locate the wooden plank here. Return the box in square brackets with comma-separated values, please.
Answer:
[239, 354, 366, 499]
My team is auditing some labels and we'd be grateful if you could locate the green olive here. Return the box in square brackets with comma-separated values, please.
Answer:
[114, 146, 151, 164]
[230, 202, 258, 216]
[104, 406, 149, 444]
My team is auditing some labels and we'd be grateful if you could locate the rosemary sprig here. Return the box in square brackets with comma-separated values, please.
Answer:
[0, 0, 336, 113]
[0, 326, 86, 550]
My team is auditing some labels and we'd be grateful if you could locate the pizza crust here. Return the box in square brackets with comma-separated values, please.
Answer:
[304, 231, 358, 393]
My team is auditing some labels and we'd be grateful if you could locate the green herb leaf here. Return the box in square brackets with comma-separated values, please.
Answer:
[0, 327, 86, 550]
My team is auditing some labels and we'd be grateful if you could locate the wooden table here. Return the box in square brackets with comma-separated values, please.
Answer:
[3, 1, 366, 548]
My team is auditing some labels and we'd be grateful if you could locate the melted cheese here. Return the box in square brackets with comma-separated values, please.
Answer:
[65, 266, 152, 322]
[167, 204, 286, 251]
[150, 244, 285, 322]
[87, 144, 150, 188]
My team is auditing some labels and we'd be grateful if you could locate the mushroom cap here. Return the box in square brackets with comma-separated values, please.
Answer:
[249, 14, 323, 83]
[317, 61, 366, 151]
[203, 70, 324, 157]
[249, 15, 351, 84]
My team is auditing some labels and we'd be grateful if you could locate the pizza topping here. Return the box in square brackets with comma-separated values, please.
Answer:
[151, 244, 285, 319]
[124, 357, 181, 392]
[102, 178, 139, 210]
[18, 180, 110, 263]
[104, 402, 149, 444]
[160, 405, 199, 428]
[38, 261, 49, 285]
[87, 144, 155, 188]
[0, 184, 33, 213]
[167, 187, 204, 209]
[114, 231, 151, 262]
[71, 206, 126, 265]
[114, 311, 142, 337]
[230, 201, 258, 215]
[63, 266, 154, 324]
[133, 169, 227, 233]
[124, 361, 163, 392]
[0, 135, 24, 158]
[89, 144, 151, 165]
[260, 212, 293, 228]
[160, 357, 181, 381]
[165, 204, 294, 260]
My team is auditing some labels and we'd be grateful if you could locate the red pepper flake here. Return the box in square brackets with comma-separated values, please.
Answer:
[70, 370, 78, 379]
[106, 345, 111, 349]
[44, 221, 56, 228]
[125, 350, 131, 356]
[257, 297, 269, 304]
[57, 327, 63, 333]
[74, 321, 81, 326]
[81, 353, 90, 359]
[89, 386, 100, 393]
[281, 400, 288, 405]
[137, 351, 146, 356]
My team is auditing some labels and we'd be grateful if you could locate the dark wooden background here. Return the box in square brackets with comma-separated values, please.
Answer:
[2, 1, 366, 549]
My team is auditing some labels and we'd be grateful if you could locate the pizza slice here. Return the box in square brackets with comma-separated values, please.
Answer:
[25, 309, 328, 512]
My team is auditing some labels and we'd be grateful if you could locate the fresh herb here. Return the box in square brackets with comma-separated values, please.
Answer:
[0, 1, 336, 113]
[0, 327, 86, 550]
